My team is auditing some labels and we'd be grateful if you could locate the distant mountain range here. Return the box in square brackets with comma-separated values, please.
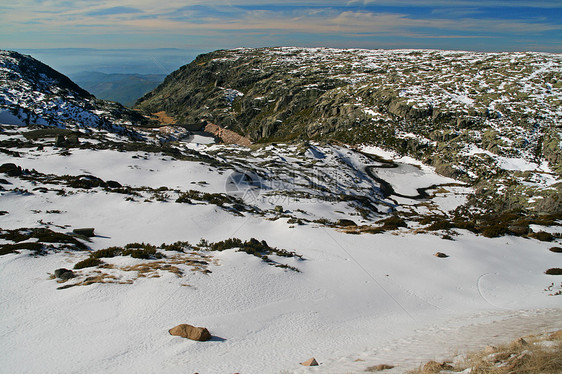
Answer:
[70, 71, 166, 107]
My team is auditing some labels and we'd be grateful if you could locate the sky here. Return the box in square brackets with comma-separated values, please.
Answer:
[1, 1, 561, 74]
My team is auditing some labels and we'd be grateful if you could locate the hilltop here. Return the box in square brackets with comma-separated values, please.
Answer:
[0, 50, 153, 135]
[137, 47, 562, 220]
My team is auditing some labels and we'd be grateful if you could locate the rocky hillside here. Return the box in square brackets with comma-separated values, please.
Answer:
[0, 50, 152, 134]
[137, 48, 561, 169]
[136, 47, 562, 215]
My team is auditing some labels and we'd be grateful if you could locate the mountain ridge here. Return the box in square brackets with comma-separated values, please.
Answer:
[136, 47, 562, 215]
[0, 50, 153, 134]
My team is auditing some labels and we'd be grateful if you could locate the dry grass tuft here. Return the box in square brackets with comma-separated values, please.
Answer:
[407, 330, 562, 374]
[60, 251, 216, 288]
[365, 363, 395, 372]
[151, 111, 176, 125]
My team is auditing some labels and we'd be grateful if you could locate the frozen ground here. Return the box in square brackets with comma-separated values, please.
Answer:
[0, 134, 560, 374]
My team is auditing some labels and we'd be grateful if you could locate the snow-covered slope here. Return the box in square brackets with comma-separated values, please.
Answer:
[1, 50, 561, 374]
[1, 127, 561, 373]
[0, 50, 150, 134]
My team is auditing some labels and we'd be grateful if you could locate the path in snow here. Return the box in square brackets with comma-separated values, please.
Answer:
[312, 308, 562, 373]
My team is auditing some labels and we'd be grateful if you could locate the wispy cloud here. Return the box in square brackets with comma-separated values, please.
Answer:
[86, 6, 144, 17]
[0, 0, 560, 53]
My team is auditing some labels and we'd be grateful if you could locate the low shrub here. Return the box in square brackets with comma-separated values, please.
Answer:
[160, 241, 191, 252]
[427, 219, 453, 231]
[481, 224, 508, 238]
[0, 242, 43, 255]
[206, 237, 302, 270]
[91, 247, 121, 258]
[74, 257, 102, 269]
[121, 243, 163, 259]
[379, 215, 407, 230]
[530, 231, 555, 242]
[210, 238, 243, 251]
[0, 227, 87, 252]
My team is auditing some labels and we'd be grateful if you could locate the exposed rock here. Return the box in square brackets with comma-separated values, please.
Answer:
[337, 219, 357, 227]
[134, 47, 562, 218]
[0, 163, 22, 176]
[204, 122, 251, 146]
[54, 268, 75, 280]
[434, 252, 449, 258]
[73, 228, 95, 237]
[55, 135, 66, 147]
[106, 180, 122, 189]
[301, 357, 319, 366]
[168, 324, 211, 341]
[507, 225, 529, 236]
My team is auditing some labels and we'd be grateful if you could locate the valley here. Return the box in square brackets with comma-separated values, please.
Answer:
[0, 48, 561, 374]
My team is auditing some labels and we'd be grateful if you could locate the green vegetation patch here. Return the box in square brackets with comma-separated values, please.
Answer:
[206, 237, 302, 271]
[0, 227, 87, 255]
[23, 128, 73, 140]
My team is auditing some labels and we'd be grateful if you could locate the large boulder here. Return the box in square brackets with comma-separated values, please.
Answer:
[0, 163, 22, 177]
[54, 268, 75, 280]
[73, 228, 95, 237]
[169, 324, 211, 341]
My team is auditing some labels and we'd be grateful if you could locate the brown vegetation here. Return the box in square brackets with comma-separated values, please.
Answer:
[407, 330, 562, 374]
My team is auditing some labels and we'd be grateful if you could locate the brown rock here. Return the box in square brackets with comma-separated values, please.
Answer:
[301, 357, 319, 366]
[434, 252, 449, 258]
[169, 324, 212, 341]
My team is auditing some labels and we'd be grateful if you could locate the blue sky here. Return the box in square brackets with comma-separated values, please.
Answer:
[1, 1, 561, 74]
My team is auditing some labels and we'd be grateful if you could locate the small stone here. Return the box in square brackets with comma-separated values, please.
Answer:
[301, 357, 319, 366]
[434, 252, 449, 258]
